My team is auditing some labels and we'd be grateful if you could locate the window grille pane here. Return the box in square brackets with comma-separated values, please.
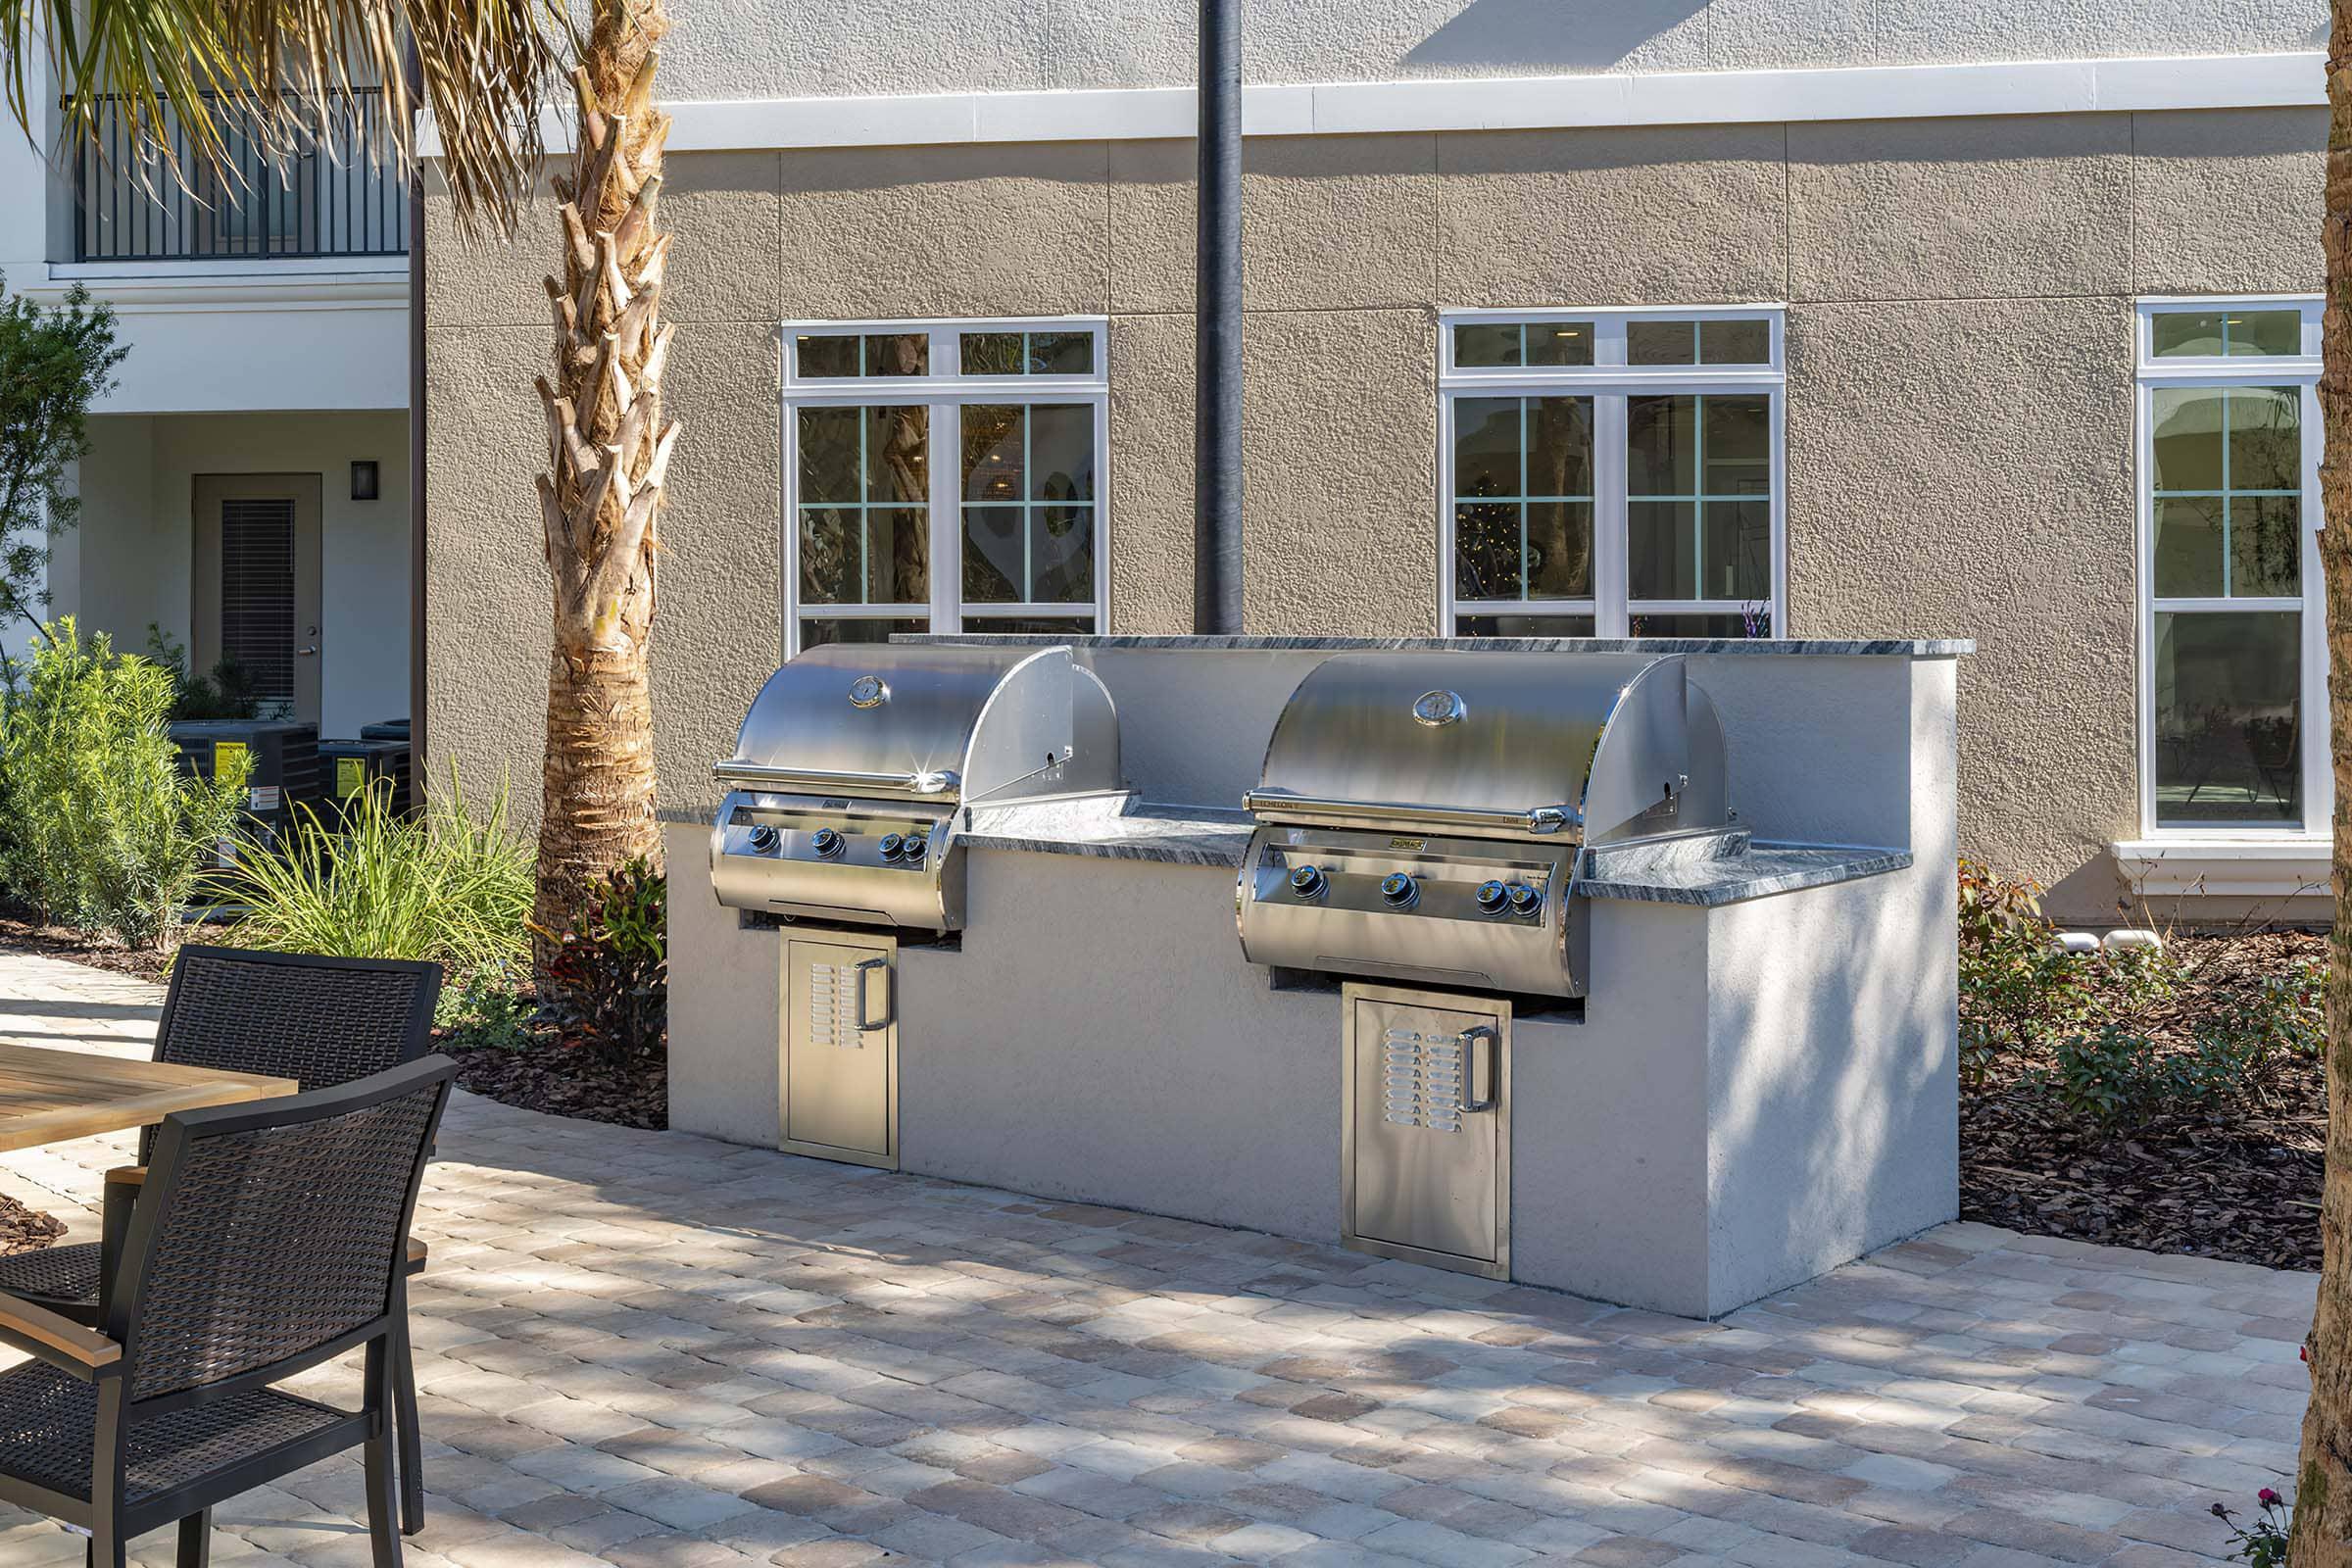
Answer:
[799, 616, 929, 650]
[1453, 399, 1524, 496]
[1628, 501, 1695, 600]
[1702, 397, 1771, 495]
[1033, 506, 1096, 602]
[1454, 323, 1523, 368]
[2229, 385, 2300, 491]
[959, 333, 1026, 375]
[2231, 495, 2301, 597]
[1455, 504, 1526, 600]
[2151, 313, 2226, 358]
[1525, 321, 1594, 366]
[2153, 497, 2225, 598]
[2226, 310, 2301, 358]
[1626, 612, 1771, 638]
[2151, 388, 2224, 491]
[1456, 614, 1596, 636]
[1029, 332, 1094, 373]
[1702, 499, 1772, 601]
[961, 507, 1022, 602]
[2152, 611, 2301, 827]
[1699, 318, 1770, 365]
[1525, 502, 1594, 598]
[1628, 396, 1695, 494]
[797, 334, 862, 377]
[1627, 319, 1696, 366]
[864, 333, 928, 374]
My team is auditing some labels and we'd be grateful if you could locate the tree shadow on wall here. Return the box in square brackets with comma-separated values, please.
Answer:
[1402, 0, 1709, 73]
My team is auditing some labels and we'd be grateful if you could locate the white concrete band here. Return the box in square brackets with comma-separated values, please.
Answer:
[420, 50, 2325, 157]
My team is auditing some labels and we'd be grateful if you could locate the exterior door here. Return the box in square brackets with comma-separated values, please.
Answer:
[781, 935, 898, 1169]
[192, 473, 322, 723]
[1343, 983, 1511, 1279]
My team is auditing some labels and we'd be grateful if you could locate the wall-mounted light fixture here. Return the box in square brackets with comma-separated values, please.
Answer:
[351, 460, 380, 502]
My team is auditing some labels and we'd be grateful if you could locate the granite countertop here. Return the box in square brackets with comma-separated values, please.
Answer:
[901, 633, 1972, 658]
[959, 796, 1254, 868]
[1575, 830, 1912, 906]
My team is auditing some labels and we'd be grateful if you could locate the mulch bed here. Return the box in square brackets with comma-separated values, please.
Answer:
[443, 1037, 667, 1131]
[1961, 930, 2326, 1272]
[0, 904, 174, 982]
[0, 1195, 65, 1255]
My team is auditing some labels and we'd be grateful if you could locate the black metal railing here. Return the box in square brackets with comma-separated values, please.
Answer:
[74, 88, 408, 263]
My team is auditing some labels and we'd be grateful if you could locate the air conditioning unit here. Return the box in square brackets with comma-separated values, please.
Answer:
[168, 719, 322, 859]
[316, 736, 413, 829]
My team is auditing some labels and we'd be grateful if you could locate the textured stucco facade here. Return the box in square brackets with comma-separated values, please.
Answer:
[651, 0, 2326, 102]
[421, 103, 2326, 919]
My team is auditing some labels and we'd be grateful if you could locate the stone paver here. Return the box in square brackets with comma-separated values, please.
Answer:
[0, 949, 2309, 1566]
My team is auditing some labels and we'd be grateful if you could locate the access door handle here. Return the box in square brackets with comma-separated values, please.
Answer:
[854, 956, 893, 1033]
[1459, 1025, 1499, 1113]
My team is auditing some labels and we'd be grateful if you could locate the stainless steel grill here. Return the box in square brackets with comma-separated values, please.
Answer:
[1237, 651, 1727, 998]
[710, 644, 1122, 930]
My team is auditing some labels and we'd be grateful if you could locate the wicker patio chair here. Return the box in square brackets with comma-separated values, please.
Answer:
[0, 1056, 455, 1568]
[0, 946, 443, 1535]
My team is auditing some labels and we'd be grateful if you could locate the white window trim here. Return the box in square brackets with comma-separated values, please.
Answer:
[780, 317, 1109, 653]
[2131, 294, 2328, 847]
[1437, 305, 1787, 637]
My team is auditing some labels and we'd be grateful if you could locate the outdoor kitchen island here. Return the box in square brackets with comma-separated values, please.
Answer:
[668, 635, 1965, 1320]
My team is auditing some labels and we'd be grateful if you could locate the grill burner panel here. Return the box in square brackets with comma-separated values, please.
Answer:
[1239, 651, 1727, 998]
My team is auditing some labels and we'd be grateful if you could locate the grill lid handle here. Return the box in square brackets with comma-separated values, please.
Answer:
[1240, 788, 1579, 837]
[712, 761, 961, 798]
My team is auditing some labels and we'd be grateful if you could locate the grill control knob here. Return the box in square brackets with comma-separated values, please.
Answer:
[1507, 882, 1542, 917]
[878, 833, 906, 860]
[1288, 863, 1327, 899]
[1380, 871, 1419, 907]
[810, 828, 845, 858]
[747, 823, 780, 855]
[903, 835, 929, 863]
[1475, 879, 1509, 914]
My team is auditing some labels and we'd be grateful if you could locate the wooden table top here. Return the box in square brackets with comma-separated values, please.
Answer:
[0, 1042, 298, 1152]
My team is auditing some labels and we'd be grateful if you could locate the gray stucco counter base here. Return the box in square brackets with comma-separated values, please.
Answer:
[666, 645, 1959, 1320]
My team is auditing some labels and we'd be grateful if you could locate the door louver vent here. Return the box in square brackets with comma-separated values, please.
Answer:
[220, 497, 296, 702]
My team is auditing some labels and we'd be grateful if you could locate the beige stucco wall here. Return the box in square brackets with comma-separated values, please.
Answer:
[421, 105, 2326, 916]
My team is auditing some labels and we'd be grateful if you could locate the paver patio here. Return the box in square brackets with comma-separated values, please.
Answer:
[0, 949, 2309, 1568]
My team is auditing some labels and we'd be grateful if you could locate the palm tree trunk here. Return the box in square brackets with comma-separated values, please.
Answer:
[2292, 13, 2352, 1559]
[531, 0, 677, 968]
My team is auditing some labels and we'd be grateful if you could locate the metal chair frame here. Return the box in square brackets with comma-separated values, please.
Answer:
[0, 1058, 453, 1568]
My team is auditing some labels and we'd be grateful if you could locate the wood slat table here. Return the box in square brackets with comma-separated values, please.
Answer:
[0, 1041, 297, 1152]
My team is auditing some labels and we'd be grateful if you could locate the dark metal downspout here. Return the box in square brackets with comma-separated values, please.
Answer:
[406, 41, 428, 779]
[1193, 0, 1244, 634]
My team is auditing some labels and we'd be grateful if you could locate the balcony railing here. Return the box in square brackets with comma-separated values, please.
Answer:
[73, 89, 408, 263]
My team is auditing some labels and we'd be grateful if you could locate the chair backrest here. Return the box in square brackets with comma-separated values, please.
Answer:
[157, 947, 443, 1085]
[109, 1056, 455, 1406]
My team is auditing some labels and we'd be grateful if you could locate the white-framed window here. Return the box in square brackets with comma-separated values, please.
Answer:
[2135, 297, 2327, 838]
[781, 318, 1108, 652]
[1439, 307, 1786, 638]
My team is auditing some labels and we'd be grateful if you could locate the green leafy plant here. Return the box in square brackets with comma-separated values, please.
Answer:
[531, 858, 666, 1069]
[437, 961, 535, 1053]
[212, 767, 532, 974]
[1958, 858, 2092, 1088]
[2214, 1490, 2290, 1565]
[142, 624, 263, 720]
[0, 278, 126, 637]
[0, 619, 248, 947]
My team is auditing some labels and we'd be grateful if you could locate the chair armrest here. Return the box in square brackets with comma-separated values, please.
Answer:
[104, 1166, 146, 1189]
[407, 1237, 428, 1272]
[0, 1292, 121, 1379]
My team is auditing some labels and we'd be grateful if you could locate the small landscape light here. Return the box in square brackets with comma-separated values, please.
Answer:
[351, 461, 380, 501]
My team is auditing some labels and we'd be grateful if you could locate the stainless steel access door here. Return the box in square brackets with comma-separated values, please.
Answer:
[781, 935, 898, 1170]
[1342, 982, 1510, 1279]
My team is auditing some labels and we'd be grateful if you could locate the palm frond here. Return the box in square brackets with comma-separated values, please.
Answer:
[0, 0, 571, 235]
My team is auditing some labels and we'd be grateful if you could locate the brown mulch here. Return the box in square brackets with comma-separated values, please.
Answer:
[0, 905, 175, 982]
[443, 1037, 667, 1131]
[0, 1195, 65, 1255]
[1960, 930, 2325, 1272]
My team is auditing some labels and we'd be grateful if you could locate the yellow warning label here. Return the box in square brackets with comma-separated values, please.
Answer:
[215, 740, 247, 776]
[337, 757, 365, 797]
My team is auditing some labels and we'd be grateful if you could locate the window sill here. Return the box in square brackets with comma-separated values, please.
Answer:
[2111, 838, 2332, 899]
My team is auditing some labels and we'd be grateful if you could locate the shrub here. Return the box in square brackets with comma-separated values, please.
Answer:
[2213, 1490, 2289, 1566]
[213, 766, 532, 974]
[142, 624, 264, 720]
[532, 858, 666, 1070]
[1958, 858, 2091, 1088]
[437, 961, 535, 1052]
[0, 619, 248, 947]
